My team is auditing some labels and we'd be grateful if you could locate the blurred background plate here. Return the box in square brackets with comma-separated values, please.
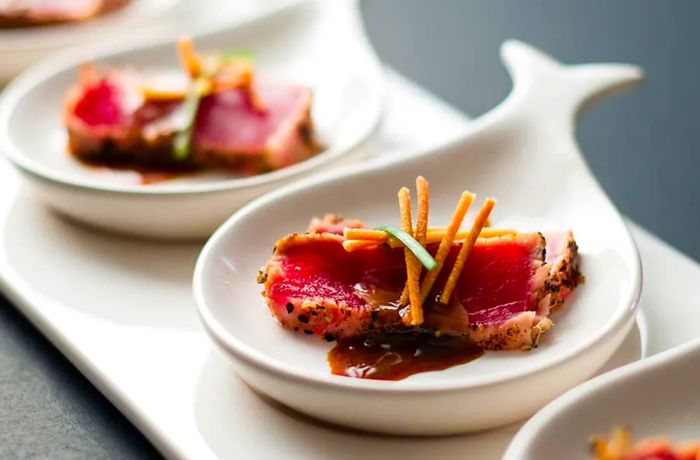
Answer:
[0, 0, 180, 82]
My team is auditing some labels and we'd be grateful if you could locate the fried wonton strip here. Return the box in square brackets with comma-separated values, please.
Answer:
[341, 240, 379, 252]
[419, 191, 475, 303]
[439, 198, 495, 304]
[398, 187, 423, 325]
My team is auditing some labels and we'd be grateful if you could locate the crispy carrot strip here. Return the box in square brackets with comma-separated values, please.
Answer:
[419, 191, 474, 303]
[342, 240, 379, 252]
[177, 37, 202, 77]
[439, 198, 496, 304]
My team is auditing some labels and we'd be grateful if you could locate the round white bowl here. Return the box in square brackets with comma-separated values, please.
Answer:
[505, 337, 700, 460]
[194, 41, 644, 434]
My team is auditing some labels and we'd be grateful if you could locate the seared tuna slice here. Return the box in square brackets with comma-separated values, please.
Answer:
[64, 67, 321, 174]
[261, 233, 406, 340]
[424, 233, 553, 350]
[539, 231, 580, 315]
[260, 227, 580, 350]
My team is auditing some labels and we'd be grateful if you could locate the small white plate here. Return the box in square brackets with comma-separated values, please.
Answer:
[0, 0, 179, 82]
[0, 0, 384, 239]
[194, 41, 644, 435]
[504, 336, 700, 460]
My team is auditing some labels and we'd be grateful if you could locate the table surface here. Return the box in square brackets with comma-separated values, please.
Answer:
[1, 1, 698, 458]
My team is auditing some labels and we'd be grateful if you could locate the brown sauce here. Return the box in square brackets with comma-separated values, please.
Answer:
[328, 332, 484, 381]
[75, 157, 200, 184]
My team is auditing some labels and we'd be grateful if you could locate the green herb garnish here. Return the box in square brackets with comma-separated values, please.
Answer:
[221, 49, 254, 62]
[375, 225, 437, 270]
[173, 77, 209, 160]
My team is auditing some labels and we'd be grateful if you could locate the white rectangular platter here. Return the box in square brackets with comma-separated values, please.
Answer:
[1, 73, 698, 459]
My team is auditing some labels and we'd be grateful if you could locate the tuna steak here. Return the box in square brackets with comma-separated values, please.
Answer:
[64, 67, 320, 174]
[259, 221, 580, 350]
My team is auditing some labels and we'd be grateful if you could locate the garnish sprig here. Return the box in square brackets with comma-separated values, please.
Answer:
[171, 38, 264, 160]
[340, 176, 498, 327]
[375, 225, 437, 270]
[173, 76, 210, 160]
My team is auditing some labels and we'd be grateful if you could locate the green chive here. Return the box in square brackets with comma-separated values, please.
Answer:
[375, 225, 437, 270]
[221, 49, 254, 62]
[173, 77, 208, 160]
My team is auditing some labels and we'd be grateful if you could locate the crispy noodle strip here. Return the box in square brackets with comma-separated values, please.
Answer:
[399, 177, 430, 324]
[174, 37, 266, 113]
[420, 227, 514, 246]
[414, 177, 430, 247]
[397, 188, 418, 325]
[341, 240, 378, 252]
[343, 227, 515, 248]
[419, 191, 475, 303]
[177, 37, 202, 77]
[439, 198, 496, 304]
[343, 228, 387, 241]
[590, 426, 633, 460]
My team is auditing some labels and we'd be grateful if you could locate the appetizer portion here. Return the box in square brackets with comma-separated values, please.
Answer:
[258, 177, 582, 380]
[0, 0, 129, 28]
[64, 38, 322, 182]
[591, 427, 700, 460]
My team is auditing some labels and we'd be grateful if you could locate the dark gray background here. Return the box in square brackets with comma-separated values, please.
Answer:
[1, 1, 698, 458]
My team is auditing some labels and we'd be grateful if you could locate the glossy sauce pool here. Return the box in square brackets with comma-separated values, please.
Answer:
[328, 333, 484, 381]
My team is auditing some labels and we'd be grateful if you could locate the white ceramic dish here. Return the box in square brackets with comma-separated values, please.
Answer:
[0, 0, 384, 239]
[0, 68, 694, 459]
[194, 41, 644, 435]
[505, 336, 700, 460]
[0, 0, 179, 82]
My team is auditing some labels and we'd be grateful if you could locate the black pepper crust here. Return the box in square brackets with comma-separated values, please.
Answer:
[256, 269, 268, 284]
